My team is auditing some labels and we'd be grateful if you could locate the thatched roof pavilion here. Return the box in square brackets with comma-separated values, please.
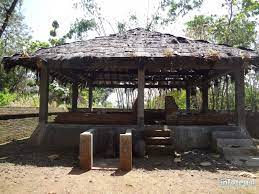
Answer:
[2, 28, 259, 145]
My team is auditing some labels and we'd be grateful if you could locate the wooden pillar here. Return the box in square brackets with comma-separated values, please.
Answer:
[186, 86, 191, 113]
[120, 129, 132, 171]
[71, 82, 78, 112]
[137, 66, 145, 129]
[234, 67, 246, 134]
[201, 82, 208, 113]
[88, 86, 93, 111]
[39, 64, 49, 123]
[80, 130, 93, 171]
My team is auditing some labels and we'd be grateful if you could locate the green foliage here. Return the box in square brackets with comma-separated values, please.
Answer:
[64, 19, 96, 39]
[26, 40, 50, 53]
[117, 22, 126, 33]
[185, 0, 259, 111]
[146, 89, 186, 109]
[52, 20, 59, 29]
[79, 88, 113, 108]
[186, 0, 258, 47]
[162, 0, 204, 22]
[49, 80, 70, 105]
[170, 90, 186, 109]
[0, 0, 32, 93]
[186, 15, 215, 41]
[0, 89, 16, 106]
[48, 20, 65, 46]
[10, 94, 40, 107]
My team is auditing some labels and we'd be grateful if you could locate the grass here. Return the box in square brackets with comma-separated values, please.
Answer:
[0, 107, 66, 115]
[0, 116, 55, 144]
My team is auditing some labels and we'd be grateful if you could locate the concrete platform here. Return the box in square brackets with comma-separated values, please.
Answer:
[216, 138, 254, 151]
[225, 155, 259, 167]
[223, 146, 258, 155]
[212, 130, 247, 140]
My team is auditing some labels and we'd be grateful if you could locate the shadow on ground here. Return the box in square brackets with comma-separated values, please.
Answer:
[0, 139, 258, 173]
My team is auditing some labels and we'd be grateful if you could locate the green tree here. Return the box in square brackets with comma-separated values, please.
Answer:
[0, 0, 31, 92]
[0, 0, 20, 38]
[185, 0, 259, 111]
[186, 0, 258, 47]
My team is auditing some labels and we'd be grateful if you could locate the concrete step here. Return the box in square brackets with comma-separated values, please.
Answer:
[145, 137, 171, 145]
[144, 129, 171, 137]
[222, 146, 258, 157]
[146, 145, 174, 156]
[212, 131, 247, 140]
[216, 138, 254, 151]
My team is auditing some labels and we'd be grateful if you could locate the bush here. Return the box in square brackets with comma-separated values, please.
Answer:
[0, 90, 17, 106]
[9, 94, 40, 107]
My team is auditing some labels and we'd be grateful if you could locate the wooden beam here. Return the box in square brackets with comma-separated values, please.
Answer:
[201, 81, 209, 113]
[49, 56, 243, 70]
[137, 66, 145, 129]
[88, 86, 93, 112]
[71, 82, 78, 111]
[39, 63, 49, 123]
[90, 83, 187, 88]
[234, 67, 247, 134]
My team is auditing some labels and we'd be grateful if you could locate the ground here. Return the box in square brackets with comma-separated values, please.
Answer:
[0, 115, 258, 194]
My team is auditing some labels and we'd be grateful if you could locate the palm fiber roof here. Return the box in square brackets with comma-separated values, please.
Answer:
[2, 28, 259, 87]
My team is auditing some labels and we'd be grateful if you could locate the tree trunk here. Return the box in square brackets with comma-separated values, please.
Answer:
[0, 0, 19, 38]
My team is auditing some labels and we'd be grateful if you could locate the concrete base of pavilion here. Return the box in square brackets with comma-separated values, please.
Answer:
[30, 123, 240, 151]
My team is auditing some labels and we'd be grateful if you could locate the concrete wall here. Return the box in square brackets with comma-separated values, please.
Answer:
[170, 125, 239, 151]
[246, 112, 259, 138]
[42, 124, 135, 155]
[40, 117, 258, 152]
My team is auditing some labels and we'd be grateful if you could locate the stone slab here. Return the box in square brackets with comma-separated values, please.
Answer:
[216, 138, 254, 150]
[120, 129, 132, 171]
[222, 147, 258, 157]
[212, 131, 247, 140]
[80, 131, 93, 170]
[226, 155, 259, 167]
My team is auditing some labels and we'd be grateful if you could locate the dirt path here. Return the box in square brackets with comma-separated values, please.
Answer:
[0, 140, 258, 194]
[0, 163, 257, 194]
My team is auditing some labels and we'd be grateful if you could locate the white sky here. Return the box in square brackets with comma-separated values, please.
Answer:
[22, 0, 226, 41]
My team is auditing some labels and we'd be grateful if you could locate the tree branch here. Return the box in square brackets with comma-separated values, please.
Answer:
[0, 0, 19, 38]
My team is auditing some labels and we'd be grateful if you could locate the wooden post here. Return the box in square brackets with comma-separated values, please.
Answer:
[71, 82, 78, 112]
[39, 63, 49, 123]
[88, 86, 93, 112]
[186, 86, 191, 113]
[201, 82, 208, 113]
[80, 131, 93, 171]
[120, 129, 132, 171]
[234, 67, 246, 134]
[137, 66, 145, 129]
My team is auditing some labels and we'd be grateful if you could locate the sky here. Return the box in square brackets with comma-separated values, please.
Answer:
[21, 0, 226, 41]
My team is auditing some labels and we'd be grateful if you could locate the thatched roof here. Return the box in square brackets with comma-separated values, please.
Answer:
[2, 28, 259, 87]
